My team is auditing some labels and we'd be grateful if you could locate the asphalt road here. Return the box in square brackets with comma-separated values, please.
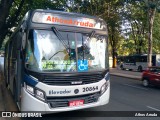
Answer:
[108, 75, 160, 111]
[1, 73, 160, 120]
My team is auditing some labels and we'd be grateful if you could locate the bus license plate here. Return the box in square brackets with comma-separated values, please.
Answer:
[69, 100, 84, 107]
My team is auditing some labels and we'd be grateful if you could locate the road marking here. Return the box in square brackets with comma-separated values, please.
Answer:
[147, 106, 160, 111]
[122, 83, 148, 91]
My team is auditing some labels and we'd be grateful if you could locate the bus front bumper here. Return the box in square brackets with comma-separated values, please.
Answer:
[21, 84, 110, 114]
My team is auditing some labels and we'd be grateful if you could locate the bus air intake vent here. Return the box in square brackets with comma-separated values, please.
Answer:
[47, 92, 100, 108]
[43, 73, 103, 86]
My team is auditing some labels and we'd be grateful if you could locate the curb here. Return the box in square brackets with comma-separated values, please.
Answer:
[110, 73, 141, 80]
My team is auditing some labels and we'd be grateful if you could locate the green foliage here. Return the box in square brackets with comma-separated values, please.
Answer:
[0, 0, 66, 48]
[117, 39, 135, 56]
[153, 12, 160, 53]
[121, 1, 148, 54]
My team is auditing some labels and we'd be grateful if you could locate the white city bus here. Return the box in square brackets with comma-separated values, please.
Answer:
[118, 54, 160, 71]
[4, 9, 110, 113]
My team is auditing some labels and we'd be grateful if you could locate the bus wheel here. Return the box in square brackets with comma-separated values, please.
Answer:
[142, 79, 149, 87]
[138, 66, 142, 72]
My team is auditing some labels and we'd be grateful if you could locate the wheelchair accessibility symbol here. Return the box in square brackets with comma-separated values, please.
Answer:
[78, 60, 88, 72]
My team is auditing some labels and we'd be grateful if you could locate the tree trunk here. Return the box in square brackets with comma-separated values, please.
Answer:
[112, 48, 116, 68]
[148, 6, 156, 67]
[0, 0, 13, 47]
[0, 0, 13, 30]
[0, 29, 8, 47]
[111, 33, 116, 68]
[0, 0, 25, 47]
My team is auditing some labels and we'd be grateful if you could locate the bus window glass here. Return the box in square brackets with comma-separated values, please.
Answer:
[25, 30, 107, 72]
[26, 29, 76, 72]
[76, 34, 106, 71]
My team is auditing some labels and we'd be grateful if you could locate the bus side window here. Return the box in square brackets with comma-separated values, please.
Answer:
[26, 30, 34, 63]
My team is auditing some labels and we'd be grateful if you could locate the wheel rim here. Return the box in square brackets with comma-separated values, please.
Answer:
[143, 80, 149, 86]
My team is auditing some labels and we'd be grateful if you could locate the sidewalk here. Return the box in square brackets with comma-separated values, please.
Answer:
[0, 72, 5, 120]
[0, 73, 20, 120]
[109, 68, 142, 80]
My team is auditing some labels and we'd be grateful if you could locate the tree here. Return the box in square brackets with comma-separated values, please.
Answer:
[71, 0, 123, 68]
[120, 1, 148, 55]
[0, 0, 67, 48]
[0, 0, 24, 47]
[120, 0, 160, 66]
[153, 13, 160, 53]
[106, 1, 122, 68]
[144, 0, 160, 66]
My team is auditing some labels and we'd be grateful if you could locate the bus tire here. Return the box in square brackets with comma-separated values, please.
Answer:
[142, 79, 149, 87]
[138, 66, 142, 72]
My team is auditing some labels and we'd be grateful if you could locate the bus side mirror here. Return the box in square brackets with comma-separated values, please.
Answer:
[20, 28, 26, 33]
[19, 28, 27, 50]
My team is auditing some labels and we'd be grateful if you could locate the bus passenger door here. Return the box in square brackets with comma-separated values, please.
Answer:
[16, 49, 22, 105]
[4, 43, 10, 87]
[7, 41, 13, 88]
[9, 41, 17, 94]
[16, 30, 26, 106]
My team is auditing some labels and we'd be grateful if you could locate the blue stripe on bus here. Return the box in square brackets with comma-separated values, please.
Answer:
[24, 74, 38, 86]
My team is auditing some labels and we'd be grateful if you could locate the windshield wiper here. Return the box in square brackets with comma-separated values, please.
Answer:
[49, 26, 69, 60]
[49, 50, 64, 60]
[87, 30, 95, 42]
[82, 30, 95, 53]
[67, 34, 73, 61]
[90, 30, 95, 38]
[80, 31, 95, 60]
[51, 26, 68, 50]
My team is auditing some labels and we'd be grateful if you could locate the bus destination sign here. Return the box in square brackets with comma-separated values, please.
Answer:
[32, 12, 105, 30]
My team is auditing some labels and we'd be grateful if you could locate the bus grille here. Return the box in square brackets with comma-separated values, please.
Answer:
[47, 92, 100, 108]
[43, 74, 103, 86]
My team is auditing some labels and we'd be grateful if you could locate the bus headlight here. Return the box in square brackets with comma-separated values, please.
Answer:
[100, 82, 109, 95]
[25, 84, 45, 101]
[26, 84, 34, 95]
[100, 72, 110, 95]
[35, 89, 45, 101]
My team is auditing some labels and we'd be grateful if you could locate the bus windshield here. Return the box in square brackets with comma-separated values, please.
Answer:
[25, 29, 107, 72]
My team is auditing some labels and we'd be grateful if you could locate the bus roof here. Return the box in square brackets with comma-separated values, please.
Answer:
[23, 9, 107, 31]
[31, 9, 99, 19]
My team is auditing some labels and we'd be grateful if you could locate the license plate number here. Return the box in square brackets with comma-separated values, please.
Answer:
[69, 100, 84, 107]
